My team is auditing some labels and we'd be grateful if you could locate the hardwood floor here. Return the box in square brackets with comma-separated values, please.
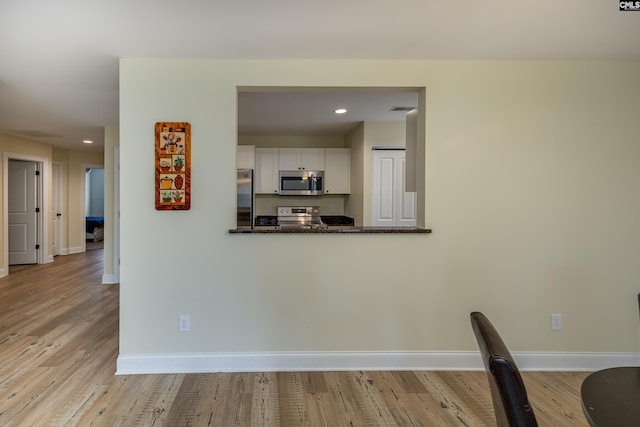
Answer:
[0, 251, 589, 426]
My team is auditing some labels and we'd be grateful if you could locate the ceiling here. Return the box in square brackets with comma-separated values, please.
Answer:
[1, 1, 638, 152]
[238, 90, 419, 136]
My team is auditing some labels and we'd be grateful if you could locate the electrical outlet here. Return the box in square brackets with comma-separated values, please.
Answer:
[179, 315, 190, 332]
[551, 314, 562, 331]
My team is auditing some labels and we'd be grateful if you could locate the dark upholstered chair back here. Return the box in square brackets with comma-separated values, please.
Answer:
[470, 312, 538, 427]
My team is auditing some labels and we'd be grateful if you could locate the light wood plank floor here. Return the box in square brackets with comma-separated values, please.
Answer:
[0, 250, 589, 426]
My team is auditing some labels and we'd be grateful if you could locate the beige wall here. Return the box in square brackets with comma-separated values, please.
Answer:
[1, 134, 53, 158]
[344, 123, 364, 224]
[119, 59, 640, 359]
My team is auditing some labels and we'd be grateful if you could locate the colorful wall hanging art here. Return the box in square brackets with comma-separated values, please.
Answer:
[155, 122, 191, 210]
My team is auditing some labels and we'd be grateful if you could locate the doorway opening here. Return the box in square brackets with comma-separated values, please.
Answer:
[236, 86, 426, 227]
[84, 167, 105, 251]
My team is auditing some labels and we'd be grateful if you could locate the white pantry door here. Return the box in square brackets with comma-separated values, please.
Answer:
[8, 160, 38, 265]
[372, 149, 416, 227]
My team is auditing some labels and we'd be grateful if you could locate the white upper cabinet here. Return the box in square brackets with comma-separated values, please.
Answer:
[236, 145, 255, 170]
[254, 148, 279, 194]
[278, 148, 299, 170]
[324, 148, 350, 194]
[279, 148, 325, 171]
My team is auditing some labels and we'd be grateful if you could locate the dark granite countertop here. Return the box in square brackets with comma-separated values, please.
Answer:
[230, 226, 431, 234]
[254, 215, 356, 227]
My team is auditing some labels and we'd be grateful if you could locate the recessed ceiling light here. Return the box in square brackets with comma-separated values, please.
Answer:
[83, 140, 93, 144]
[334, 108, 347, 115]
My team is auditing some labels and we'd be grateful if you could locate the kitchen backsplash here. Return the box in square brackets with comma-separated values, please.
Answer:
[255, 194, 346, 216]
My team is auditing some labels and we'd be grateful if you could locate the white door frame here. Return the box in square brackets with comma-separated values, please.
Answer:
[52, 161, 63, 256]
[113, 147, 120, 283]
[2, 152, 49, 277]
[80, 163, 104, 253]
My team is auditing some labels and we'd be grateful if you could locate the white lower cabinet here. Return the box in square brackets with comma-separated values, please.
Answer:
[255, 148, 279, 194]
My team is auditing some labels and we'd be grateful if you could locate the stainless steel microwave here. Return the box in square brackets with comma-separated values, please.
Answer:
[279, 170, 324, 196]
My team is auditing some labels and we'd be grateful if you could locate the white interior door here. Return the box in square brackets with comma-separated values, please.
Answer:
[51, 163, 62, 256]
[372, 149, 416, 227]
[372, 151, 397, 226]
[9, 160, 38, 265]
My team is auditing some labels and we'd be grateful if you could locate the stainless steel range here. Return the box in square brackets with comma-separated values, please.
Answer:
[277, 206, 325, 229]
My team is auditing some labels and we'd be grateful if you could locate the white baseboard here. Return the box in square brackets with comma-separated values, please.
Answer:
[102, 274, 119, 284]
[115, 351, 640, 375]
[68, 246, 83, 254]
[0, 268, 5, 278]
[513, 351, 640, 371]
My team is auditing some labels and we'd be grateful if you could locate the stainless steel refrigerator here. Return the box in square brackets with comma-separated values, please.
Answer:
[236, 169, 254, 228]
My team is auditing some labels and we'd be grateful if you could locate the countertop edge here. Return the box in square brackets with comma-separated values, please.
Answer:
[229, 227, 432, 234]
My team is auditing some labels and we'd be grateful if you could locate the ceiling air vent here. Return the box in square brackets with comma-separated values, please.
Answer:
[389, 106, 415, 112]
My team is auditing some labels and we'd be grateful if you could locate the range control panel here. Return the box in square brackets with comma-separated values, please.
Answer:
[277, 206, 320, 218]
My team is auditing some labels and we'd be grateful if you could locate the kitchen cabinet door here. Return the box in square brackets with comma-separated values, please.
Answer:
[255, 148, 279, 194]
[324, 148, 350, 194]
[279, 148, 325, 170]
[236, 145, 255, 169]
[278, 148, 301, 171]
[301, 148, 325, 170]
